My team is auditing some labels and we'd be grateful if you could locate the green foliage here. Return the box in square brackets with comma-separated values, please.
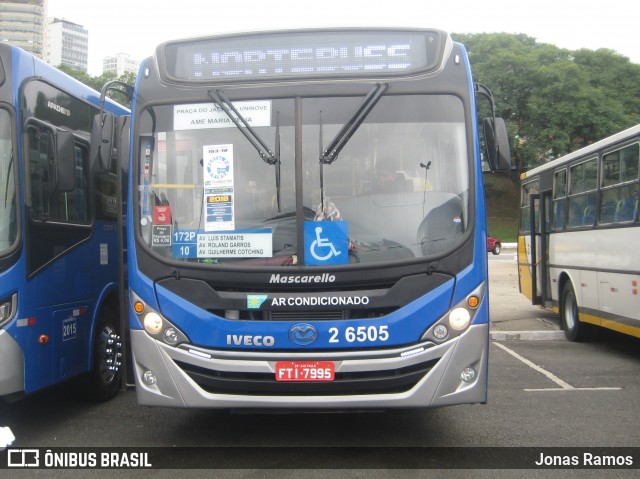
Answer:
[483, 173, 520, 242]
[57, 65, 134, 108]
[453, 33, 640, 172]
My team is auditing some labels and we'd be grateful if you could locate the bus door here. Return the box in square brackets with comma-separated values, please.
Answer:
[527, 191, 552, 307]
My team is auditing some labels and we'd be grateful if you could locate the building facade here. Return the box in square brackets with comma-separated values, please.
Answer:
[103, 52, 139, 77]
[47, 17, 88, 72]
[0, 0, 47, 59]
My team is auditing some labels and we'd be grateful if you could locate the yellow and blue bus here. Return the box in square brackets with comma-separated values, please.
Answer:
[0, 45, 129, 401]
[518, 124, 640, 340]
[121, 28, 510, 409]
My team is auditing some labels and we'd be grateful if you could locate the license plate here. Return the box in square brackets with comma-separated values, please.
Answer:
[275, 361, 335, 382]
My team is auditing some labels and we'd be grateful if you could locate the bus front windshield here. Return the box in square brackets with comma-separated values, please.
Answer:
[136, 94, 469, 267]
[0, 109, 16, 255]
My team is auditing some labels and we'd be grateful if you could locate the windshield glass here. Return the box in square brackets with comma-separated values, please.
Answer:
[136, 94, 469, 267]
[0, 109, 17, 255]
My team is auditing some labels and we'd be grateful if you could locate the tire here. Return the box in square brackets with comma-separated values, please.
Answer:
[492, 243, 501, 255]
[560, 281, 591, 342]
[77, 304, 122, 401]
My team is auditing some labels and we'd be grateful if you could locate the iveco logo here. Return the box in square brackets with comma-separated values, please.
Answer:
[288, 323, 318, 346]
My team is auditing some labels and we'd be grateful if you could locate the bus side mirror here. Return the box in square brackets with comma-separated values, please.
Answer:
[483, 117, 512, 171]
[54, 130, 75, 192]
[91, 112, 115, 171]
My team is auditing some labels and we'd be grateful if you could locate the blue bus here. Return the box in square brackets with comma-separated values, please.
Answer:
[123, 28, 510, 408]
[0, 45, 129, 401]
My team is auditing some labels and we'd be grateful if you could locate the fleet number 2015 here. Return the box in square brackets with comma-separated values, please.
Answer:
[328, 325, 389, 343]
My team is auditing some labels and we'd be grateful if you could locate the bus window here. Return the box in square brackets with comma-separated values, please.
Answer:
[552, 169, 567, 230]
[0, 109, 16, 253]
[568, 158, 597, 227]
[26, 124, 89, 224]
[600, 143, 639, 224]
[519, 180, 539, 233]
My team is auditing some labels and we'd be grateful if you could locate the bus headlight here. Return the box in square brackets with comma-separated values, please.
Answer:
[143, 312, 163, 334]
[0, 293, 17, 329]
[131, 290, 190, 346]
[448, 308, 471, 330]
[421, 282, 485, 344]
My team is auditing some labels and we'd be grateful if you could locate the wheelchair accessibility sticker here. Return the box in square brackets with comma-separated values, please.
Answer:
[304, 221, 348, 265]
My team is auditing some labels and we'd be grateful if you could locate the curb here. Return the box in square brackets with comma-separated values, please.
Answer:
[490, 330, 566, 341]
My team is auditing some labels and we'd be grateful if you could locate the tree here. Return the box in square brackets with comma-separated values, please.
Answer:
[56, 65, 134, 108]
[453, 33, 640, 171]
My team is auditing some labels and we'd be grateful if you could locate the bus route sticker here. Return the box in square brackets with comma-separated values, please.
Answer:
[203, 144, 234, 187]
[204, 188, 234, 232]
[172, 229, 273, 259]
[173, 101, 271, 130]
[197, 230, 273, 258]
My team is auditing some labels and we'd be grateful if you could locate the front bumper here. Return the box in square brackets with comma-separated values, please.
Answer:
[131, 323, 488, 409]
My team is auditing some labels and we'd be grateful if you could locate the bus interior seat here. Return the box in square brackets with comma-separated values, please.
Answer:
[568, 201, 583, 227]
[614, 197, 637, 222]
[582, 205, 595, 225]
[599, 200, 617, 223]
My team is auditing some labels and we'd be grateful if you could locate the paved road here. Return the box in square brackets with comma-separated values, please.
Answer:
[488, 248, 563, 339]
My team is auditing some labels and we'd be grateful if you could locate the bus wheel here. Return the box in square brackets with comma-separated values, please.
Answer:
[560, 281, 590, 342]
[78, 305, 122, 401]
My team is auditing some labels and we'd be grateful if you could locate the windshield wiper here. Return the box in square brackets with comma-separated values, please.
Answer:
[317, 83, 388, 213]
[319, 83, 388, 165]
[209, 90, 281, 211]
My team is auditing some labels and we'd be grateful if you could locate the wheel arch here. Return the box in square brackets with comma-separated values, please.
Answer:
[87, 283, 121, 367]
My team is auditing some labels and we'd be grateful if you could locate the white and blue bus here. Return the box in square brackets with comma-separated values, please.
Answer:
[0, 45, 129, 401]
[122, 28, 510, 409]
[518, 124, 640, 340]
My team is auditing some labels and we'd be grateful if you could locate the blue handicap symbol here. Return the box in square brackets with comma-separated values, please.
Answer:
[303, 221, 348, 266]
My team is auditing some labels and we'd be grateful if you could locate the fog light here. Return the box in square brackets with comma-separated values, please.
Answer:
[142, 370, 157, 385]
[164, 327, 179, 345]
[433, 324, 449, 340]
[449, 308, 471, 330]
[460, 367, 476, 383]
[143, 312, 163, 334]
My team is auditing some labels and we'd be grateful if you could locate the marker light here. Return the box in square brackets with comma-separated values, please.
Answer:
[467, 295, 480, 309]
[448, 308, 471, 330]
[133, 301, 145, 314]
[143, 312, 163, 334]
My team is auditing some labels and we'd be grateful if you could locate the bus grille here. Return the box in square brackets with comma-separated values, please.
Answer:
[175, 359, 439, 396]
[268, 310, 345, 320]
[208, 307, 396, 321]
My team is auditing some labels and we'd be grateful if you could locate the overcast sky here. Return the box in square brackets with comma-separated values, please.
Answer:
[48, 0, 639, 76]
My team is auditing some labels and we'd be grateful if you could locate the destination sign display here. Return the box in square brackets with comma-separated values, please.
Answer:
[159, 29, 445, 82]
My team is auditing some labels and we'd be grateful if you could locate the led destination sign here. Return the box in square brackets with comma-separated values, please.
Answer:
[160, 29, 445, 82]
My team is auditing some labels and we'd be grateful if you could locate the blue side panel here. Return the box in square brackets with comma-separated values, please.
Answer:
[6, 222, 119, 393]
[0, 46, 128, 395]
